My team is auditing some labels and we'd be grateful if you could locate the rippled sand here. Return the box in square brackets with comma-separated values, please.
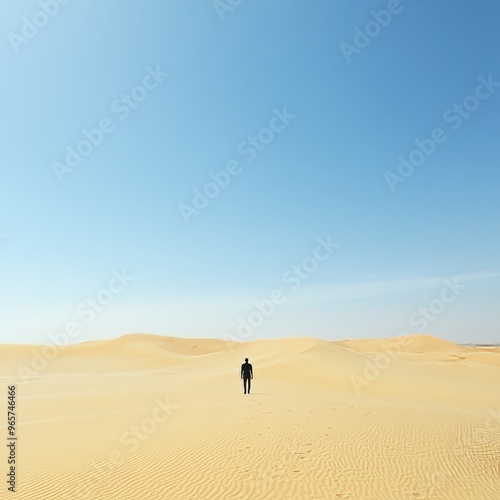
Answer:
[1, 333, 499, 499]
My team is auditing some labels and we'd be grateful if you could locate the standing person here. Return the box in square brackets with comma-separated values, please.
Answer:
[241, 358, 253, 394]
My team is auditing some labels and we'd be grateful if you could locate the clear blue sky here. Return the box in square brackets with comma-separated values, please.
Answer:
[1, 0, 499, 345]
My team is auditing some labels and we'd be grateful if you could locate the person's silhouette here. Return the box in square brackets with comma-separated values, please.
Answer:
[241, 358, 253, 394]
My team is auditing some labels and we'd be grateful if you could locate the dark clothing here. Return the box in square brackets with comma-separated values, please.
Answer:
[241, 362, 253, 394]
[243, 376, 251, 394]
[241, 362, 253, 379]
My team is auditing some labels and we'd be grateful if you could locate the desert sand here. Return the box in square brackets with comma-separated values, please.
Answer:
[0, 333, 499, 499]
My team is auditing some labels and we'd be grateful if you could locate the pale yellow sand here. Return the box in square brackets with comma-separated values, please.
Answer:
[1, 334, 499, 499]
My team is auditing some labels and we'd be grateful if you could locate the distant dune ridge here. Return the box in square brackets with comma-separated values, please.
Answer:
[1, 333, 499, 499]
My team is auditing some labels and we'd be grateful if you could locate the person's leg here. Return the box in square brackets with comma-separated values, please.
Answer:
[247, 377, 251, 394]
[243, 378, 247, 394]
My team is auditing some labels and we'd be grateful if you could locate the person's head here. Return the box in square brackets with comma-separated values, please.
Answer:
[245, 358, 248, 362]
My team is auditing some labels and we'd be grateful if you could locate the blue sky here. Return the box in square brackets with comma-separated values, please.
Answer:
[0, 0, 499, 345]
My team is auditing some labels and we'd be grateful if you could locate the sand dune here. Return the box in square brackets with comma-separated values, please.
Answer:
[0, 333, 499, 499]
